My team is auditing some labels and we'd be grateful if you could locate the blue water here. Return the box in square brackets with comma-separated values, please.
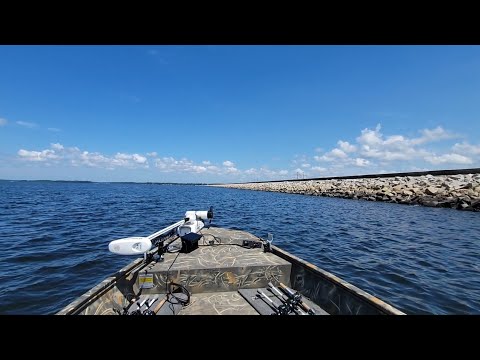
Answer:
[0, 181, 479, 315]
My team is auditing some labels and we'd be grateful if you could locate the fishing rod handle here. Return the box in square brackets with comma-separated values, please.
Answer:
[153, 298, 167, 314]
[257, 290, 274, 304]
[268, 282, 288, 299]
[278, 282, 296, 296]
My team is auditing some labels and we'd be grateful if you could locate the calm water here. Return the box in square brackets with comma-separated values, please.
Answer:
[0, 181, 479, 315]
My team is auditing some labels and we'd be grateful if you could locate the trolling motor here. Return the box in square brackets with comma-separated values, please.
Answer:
[108, 207, 214, 256]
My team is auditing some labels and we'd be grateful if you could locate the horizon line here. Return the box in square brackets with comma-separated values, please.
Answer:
[2, 167, 480, 186]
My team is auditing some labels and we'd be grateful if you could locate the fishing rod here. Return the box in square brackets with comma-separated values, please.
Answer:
[256, 290, 289, 315]
[267, 282, 306, 315]
[141, 297, 159, 315]
[128, 297, 149, 315]
[119, 297, 160, 315]
[278, 282, 315, 315]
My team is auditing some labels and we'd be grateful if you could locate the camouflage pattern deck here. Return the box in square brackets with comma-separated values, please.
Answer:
[139, 226, 291, 294]
[178, 291, 259, 315]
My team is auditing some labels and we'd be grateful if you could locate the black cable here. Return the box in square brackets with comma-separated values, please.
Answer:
[199, 233, 221, 245]
[198, 232, 264, 249]
[199, 233, 254, 248]
[168, 282, 191, 306]
[166, 242, 181, 253]
[198, 243, 251, 249]
[165, 251, 180, 294]
[164, 251, 191, 314]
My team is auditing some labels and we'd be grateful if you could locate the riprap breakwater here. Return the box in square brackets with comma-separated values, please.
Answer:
[212, 173, 480, 211]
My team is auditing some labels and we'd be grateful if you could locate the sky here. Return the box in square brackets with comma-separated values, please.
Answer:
[1, 45, 479, 183]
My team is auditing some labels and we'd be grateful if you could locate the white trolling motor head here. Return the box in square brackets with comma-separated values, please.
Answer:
[177, 207, 214, 237]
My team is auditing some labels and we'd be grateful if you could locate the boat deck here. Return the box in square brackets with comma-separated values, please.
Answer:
[58, 225, 404, 315]
[135, 226, 327, 315]
[130, 289, 328, 315]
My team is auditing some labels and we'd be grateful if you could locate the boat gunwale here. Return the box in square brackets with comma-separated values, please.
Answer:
[271, 245, 405, 315]
[56, 257, 146, 315]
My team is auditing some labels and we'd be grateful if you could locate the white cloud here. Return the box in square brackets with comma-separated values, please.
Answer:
[245, 167, 288, 179]
[292, 155, 310, 166]
[133, 154, 147, 164]
[111, 153, 147, 165]
[331, 148, 347, 158]
[223, 160, 235, 167]
[0, 118, 7, 126]
[424, 153, 472, 165]
[16, 121, 37, 128]
[225, 167, 239, 173]
[192, 166, 207, 173]
[307, 124, 471, 176]
[413, 126, 457, 144]
[202, 160, 211, 165]
[155, 157, 190, 172]
[18, 149, 59, 162]
[301, 163, 311, 168]
[315, 148, 348, 162]
[51, 143, 64, 150]
[357, 124, 383, 146]
[311, 166, 326, 172]
[356, 124, 431, 161]
[146, 152, 158, 157]
[47, 127, 61, 132]
[338, 140, 356, 153]
[18, 143, 150, 169]
[452, 142, 480, 155]
[151, 157, 238, 175]
[354, 158, 370, 167]
[77, 151, 113, 168]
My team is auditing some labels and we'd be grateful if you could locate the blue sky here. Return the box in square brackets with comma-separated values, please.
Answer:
[1, 45, 479, 182]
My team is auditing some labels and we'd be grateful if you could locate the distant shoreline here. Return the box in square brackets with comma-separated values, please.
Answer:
[0, 179, 207, 185]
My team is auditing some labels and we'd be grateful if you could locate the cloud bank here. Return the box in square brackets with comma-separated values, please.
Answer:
[13, 124, 480, 182]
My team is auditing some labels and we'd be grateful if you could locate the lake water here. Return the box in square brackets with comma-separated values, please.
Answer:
[1, 181, 479, 314]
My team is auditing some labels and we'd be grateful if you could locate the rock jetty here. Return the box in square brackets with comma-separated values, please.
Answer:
[212, 173, 480, 212]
